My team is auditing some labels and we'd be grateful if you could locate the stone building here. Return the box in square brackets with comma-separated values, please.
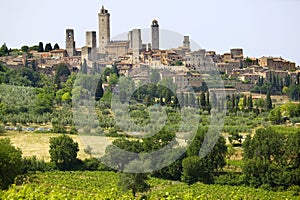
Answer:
[50, 49, 67, 58]
[258, 56, 296, 71]
[171, 36, 191, 56]
[183, 36, 190, 50]
[222, 53, 232, 62]
[98, 6, 110, 54]
[151, 19, 159, 50]
[86, 31, 97, 49]
[128, 29, 142, 64]
[185, 49, 206, 70]
[66, 29, 76, 57]
[239, 73, 260, 84]
[230, 48, 243, 60]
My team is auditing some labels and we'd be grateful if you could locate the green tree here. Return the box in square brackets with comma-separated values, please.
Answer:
[44, 43, 53, 52]
[91, 62, 98, 75]
[61, 92, 71, 103]
[200, 92, 206, 107]
[118, 172, 150, 197]
[54, 63, 71, 88]
[95, 78, 104, 101]
[38, 42, 44, 52]
[179, 92, 184, 107]
[111, 64, 119, 77]
[21, 45, 29, 53]
[238, 97, 245, 111]
[81, 59, 88, 74]
[49, 135, 79, 171]
[29, 45, 39, 51]
[287, 85, 300, 100]
[243, 128, 291, 188]
[108, 73, 118, 87]
[248, 95, 253, 111]
[182, 127, 227, 184]
[269, 108, 282, 124]
[182, 156, 212, 185]
[0, 43, 9, 56]
[189, 92, 196, 107]
[265, 92, 272, 110]
[0, 125, 5, 134]
[53, 43, 60, 50]
[184, 93, 189, 107]
[0, 138, 22, 189]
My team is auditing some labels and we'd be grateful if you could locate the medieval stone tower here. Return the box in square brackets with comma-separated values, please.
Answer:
[66, 29, 76, 56]
[151, 19, 159, 50]
[183, 36, 190, 50]
[86, 31, 97, 49]
[98, 6, 110, 54]
[128, 29, 142, 64]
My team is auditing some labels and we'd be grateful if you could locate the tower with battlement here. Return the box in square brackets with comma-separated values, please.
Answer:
[151, 19, 159, 50]
[98, 6, 110, 54]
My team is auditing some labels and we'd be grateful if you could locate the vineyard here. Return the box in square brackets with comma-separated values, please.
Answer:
[0, 171, 299, 199]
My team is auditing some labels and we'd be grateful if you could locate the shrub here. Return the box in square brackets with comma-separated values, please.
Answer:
[0, 138, 22, 189]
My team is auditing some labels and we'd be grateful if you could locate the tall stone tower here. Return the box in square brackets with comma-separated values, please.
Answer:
[183, 36, 190, 50]
[129, 29, 142, 64]
[98, 6, 110, 54]
[151, 19, 159, 50]
[85, 31, 97, 60]
[66, 29, 76, 57]
[86, 31, 97, 49]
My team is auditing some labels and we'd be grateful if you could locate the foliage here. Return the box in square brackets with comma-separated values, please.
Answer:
[243, 128, 300, 189]
[0, 43, 9, 56]
[0, 125, 5, 134]
[49, 135, 79, 171]
[44, 43, 53, 52]
[287, 85, 300, 100]
[81, 59, 88, 74]
[181, 127, 227, 184]
[1, 171, 299, 199]
[0, 138, 22, 189]
[38, 42, 44, 52]
[265, 92, 272, 110]
[22, 156, 53, 173]
[54, 63, 71, 88]
[118, 172, 150, 197]
[21, 45, 29, 53]
[53, 43, 60, 50]
[95, 78, 104, 101]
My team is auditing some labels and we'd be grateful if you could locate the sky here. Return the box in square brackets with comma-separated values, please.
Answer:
[1, 0, 299, 65]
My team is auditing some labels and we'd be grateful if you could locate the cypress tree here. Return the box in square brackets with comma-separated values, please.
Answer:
[95, 79, 104, 101]
[265, 92, 272, 110]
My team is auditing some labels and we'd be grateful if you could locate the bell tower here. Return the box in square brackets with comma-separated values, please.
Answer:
[151, 19, 159, 50]
[98, 6, 110, 54]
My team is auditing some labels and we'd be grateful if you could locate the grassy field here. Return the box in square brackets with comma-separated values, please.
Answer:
[0, 132, 113, 161]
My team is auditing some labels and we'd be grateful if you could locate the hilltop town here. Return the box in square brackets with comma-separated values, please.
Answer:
[0, 5, 299, 97]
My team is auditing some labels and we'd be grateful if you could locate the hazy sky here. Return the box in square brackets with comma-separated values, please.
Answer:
[1, 0, 299, 65]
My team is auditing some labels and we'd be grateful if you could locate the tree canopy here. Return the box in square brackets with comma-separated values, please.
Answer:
[49, 135, 79, 171]
[0, 138, 23, 189]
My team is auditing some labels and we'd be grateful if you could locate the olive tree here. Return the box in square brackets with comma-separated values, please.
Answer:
[49, 135, 79, 171]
